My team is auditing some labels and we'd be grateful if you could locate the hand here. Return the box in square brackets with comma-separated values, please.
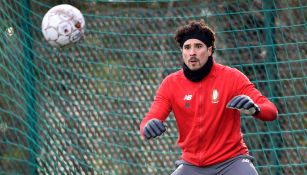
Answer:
[143, 119, 166, 139]
[227, 95, 260, 115]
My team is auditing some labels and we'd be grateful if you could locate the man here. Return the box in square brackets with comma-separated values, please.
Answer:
[139, 20, 278, 175]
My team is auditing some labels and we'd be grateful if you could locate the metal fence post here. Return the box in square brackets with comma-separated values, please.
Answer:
[20, 0, 38, 174]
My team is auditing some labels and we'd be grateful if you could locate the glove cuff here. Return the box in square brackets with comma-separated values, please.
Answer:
[253, 104, 260, 115]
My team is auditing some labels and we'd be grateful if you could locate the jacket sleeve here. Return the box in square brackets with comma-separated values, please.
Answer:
[234, 69, 278, 121]
[139, 77, 172, 137]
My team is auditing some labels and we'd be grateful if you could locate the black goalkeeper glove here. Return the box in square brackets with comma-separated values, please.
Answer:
[227, 95, 260, 115]
[143, 119, 166, 139]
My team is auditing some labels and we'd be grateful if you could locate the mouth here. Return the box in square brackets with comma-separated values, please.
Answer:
[189, 58, 199, 63]
[188, 60, 199, 67]
[189, 60, 198, 63]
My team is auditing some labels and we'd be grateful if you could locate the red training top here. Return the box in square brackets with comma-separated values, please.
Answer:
[140, 62, 278, 166]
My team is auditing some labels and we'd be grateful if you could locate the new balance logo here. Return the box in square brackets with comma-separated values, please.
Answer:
[184, 94, 193, 101]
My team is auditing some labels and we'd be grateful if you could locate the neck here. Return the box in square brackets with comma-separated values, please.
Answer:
[183, 56, 213, 82]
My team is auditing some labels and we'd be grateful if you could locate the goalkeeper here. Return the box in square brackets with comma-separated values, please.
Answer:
[139, 20, 278, 175]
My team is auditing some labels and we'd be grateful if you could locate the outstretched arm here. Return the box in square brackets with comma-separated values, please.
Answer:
[139, 78, 172, 139]
[230, 69, 278, 121]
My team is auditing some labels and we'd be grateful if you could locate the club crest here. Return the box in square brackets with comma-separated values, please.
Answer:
[212, 89, 219, 103]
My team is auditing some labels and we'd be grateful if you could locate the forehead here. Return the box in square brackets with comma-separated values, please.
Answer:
[183, 39, 205, 46]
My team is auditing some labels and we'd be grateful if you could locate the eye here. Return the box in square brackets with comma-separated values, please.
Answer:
[196, 44, 203, 48]
[183, 45, 190, 50]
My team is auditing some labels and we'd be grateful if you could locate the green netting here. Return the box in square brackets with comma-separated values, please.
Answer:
[0, 0, 306, 174]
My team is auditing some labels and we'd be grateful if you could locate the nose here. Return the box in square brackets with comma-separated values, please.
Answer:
[189, 47, 196, 56]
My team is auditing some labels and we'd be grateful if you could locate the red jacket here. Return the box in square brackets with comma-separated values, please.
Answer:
[140, 62, 278, 166]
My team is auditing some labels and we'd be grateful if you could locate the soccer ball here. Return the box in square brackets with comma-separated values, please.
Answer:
[41, 4, 85, 47]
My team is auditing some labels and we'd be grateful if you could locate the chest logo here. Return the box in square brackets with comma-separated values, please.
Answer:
[212, 89, 219, 103]
[184, 94, 192, 108]
[184, 94, 193, 101]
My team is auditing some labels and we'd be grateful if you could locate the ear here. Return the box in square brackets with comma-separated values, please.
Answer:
[208, 46, 213, 56]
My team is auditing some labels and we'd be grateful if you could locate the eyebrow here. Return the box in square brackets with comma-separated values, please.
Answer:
[184, 43, 204, 46]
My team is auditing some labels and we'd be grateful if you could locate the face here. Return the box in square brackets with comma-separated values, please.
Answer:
[182, 39, 212, 71]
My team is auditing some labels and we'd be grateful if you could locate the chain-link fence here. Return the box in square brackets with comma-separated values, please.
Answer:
[0, 0, 306, 174]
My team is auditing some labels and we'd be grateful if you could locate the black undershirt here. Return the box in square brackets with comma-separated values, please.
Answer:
[183, 56, 213, 82]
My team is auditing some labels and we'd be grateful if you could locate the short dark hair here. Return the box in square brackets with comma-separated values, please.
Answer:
[174, 20, 216, 54]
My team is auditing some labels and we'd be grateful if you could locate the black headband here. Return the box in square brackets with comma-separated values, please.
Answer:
[180, 33, 212, 47]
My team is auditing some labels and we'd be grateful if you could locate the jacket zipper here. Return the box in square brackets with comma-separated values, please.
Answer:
[198, 82, 203, 165]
